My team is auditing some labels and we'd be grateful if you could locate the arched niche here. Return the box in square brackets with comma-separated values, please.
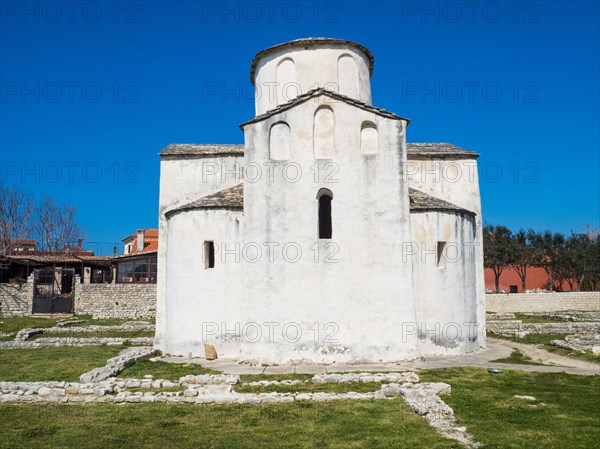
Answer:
[337, 54, 360, 99]
[276, 58, 297, 106]
[360, 121, 378, 155]
[313, 106, 335, 159]
[269, 121, 291, 160]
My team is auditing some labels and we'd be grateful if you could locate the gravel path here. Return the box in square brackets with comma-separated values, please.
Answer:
[158, 339, 599, 376]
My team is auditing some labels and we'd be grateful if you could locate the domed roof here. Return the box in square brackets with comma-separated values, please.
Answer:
[250, 38, 374, 83]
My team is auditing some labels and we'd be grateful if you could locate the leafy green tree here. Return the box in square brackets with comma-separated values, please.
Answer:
[576, 233, 600, 291]
[530, 231, 566, 291]
[483, 224, 513, 292]
[508, 229, 537, 292]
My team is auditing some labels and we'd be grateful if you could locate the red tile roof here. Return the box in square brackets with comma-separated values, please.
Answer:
[123, 229, 158, 241]
[128, 240, 158, 255]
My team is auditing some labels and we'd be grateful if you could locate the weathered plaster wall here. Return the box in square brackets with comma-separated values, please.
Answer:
[486, 292, 600, 312]
[253, 45, 372, 114]
[406, 156, 486, 351]
[157, 209, 243, 358]
[156, 154, 244, 360]
[410, 211, 481, 356]
[242, 96, 420, 363]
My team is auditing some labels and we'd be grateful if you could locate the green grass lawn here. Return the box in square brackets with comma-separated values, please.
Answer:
[117, 359, 218, 380]
[490, 349, 548, 365]
[235, 381, 384, 394]
[420, 367, 600, 449]
[28, 330, 155, 340]
[1, 368, 598, 449]
[0, 346, 124, 382]
[0, 315, 154, 336]
[513, 313, 564, 324]
[72, 315, 155, 327]
[0, 316, 59, 335]
[0, 400, 463, 449]
[489, 332, 600, 364]
[239, 373, 313, 383]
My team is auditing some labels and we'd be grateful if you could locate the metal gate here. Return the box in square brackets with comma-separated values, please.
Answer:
[32, 268, 75, 314]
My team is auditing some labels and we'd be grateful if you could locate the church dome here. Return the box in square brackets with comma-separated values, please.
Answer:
[251, 38, 374, 115]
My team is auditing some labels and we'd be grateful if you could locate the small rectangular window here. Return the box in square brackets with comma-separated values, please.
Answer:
[204, 241, 215, 269]
[437, 241, 446, 268]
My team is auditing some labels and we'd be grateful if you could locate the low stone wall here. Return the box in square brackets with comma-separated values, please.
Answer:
[486, 292, 600, 313]
[0, 278, 156, 319]
[0, 279, 33, 317]
[75, 283, 156, 319]
[486, 320, 600, 337]
[0, 337, 153, 349]
[0, 370, 477, 447]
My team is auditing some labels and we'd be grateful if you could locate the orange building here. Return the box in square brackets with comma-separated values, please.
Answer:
[484, 267, 577, 292]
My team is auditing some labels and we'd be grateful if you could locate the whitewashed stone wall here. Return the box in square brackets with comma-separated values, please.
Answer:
[486, 292, 600, 313]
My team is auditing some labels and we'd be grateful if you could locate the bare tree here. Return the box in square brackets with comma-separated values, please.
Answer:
[34, 195, 84, 252]
[0, 183, 34, 256]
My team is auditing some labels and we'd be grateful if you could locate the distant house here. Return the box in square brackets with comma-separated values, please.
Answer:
[0, 238, 111, 284]
[484, 267, 577, 293]
[114, 229, 158, 283]
[0, 238, 36, 254]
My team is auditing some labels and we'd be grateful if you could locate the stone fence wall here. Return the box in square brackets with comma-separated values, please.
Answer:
[0, 281, 34, 317]
[75, 283, 156, 319]
[486, 292, 600, 313]
[4, 279, 597, 318]
[0, 276, 156, 319]
[486, 320, 600, 337]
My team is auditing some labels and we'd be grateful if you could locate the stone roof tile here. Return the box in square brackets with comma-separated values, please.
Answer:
[160, 144, 244, 157]
[165, 184, 243, 218]
[408, 188, 474, 215]
[239, 88, 409, 129]
[159, 142, 477, 158]
[165, 184, 473, 218]
[406, 143, 479, 158]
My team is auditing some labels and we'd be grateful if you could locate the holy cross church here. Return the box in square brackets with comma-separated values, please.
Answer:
[155, 38, 485, 363]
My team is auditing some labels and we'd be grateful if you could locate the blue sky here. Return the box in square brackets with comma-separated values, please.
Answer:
[1, 0, 598, 255]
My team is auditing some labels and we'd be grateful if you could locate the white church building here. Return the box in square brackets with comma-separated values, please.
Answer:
[155, 38, 485, 364]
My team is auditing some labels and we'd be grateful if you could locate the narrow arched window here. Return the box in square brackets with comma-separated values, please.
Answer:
[317, 189, 333, 239]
